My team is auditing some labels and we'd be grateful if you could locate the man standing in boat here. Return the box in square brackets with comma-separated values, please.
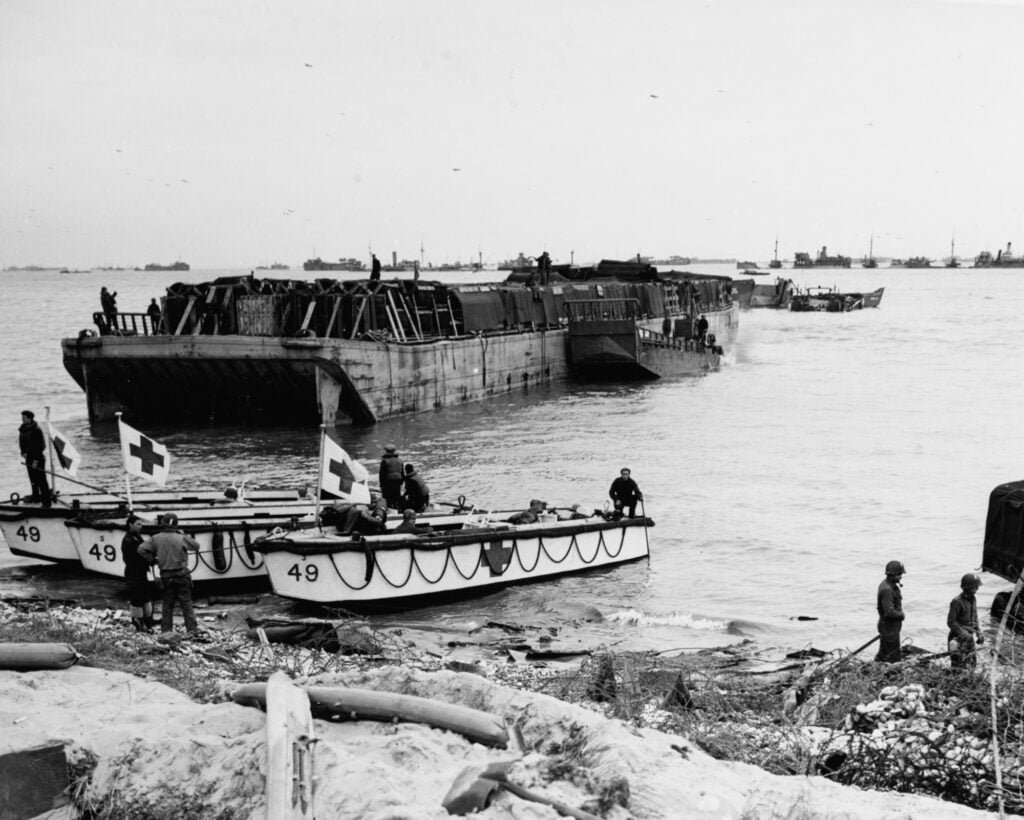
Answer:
[18, 410, 51, 506]
[948, 573, 984, 669]
[138, 513, 203, 641]
[370, 254, 382, 281]
[378, 445, 404, 509]
[609, 468, 643, 518]
[876, 560, 906, 663]
[400, 462, 430, 512]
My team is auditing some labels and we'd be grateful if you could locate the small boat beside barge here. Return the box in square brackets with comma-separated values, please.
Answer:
[0, 488, 315, 563]
[790, 286, 884, 312]
[254, 512, 652, 607]
[63, 504, 478, 583]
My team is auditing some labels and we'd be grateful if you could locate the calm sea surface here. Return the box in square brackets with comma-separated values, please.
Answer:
[1, 264, 1021, 657]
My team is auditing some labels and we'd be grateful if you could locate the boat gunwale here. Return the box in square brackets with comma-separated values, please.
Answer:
[255, 516, 654, 556]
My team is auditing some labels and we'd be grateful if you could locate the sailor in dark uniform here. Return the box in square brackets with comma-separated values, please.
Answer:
[378, 445, 404, 509]
[18, 410, 50, 505]
[609, 468, 643, 518]
[400, 463, 430, 513]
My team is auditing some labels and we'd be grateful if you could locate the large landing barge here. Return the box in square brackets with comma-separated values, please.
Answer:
[61, 261, 738, 426]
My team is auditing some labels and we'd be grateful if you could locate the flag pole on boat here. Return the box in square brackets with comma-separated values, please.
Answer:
[115, 411, 134, 511]
[44, 406, 56, 500]
[314, 424, 326, 532]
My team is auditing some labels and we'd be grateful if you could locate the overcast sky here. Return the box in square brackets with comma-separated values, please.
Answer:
[3, 0, 1022, 269]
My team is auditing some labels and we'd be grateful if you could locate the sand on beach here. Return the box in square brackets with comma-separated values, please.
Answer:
[0, 662, 999, 819]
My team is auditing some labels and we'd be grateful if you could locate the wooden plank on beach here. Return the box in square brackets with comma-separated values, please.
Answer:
[0, 742, 69, 818]
[265, 671, 315, 819]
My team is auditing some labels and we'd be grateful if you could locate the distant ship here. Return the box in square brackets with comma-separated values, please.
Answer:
[812, 246, 852, 267]
[736, 260, 759, 269]
[769, 237, 782, 269]
[651, 255, 693, 266]
[256, 262, 290, 270]
[498, 253, 535, 272]
[303, 257, 366, 272]
[140, 262, 190, 271]
[945, 235, 960, 268]
[862, 235, 877, 268]
[904, 257, 932, 268]
[974, 242, 1024, 268]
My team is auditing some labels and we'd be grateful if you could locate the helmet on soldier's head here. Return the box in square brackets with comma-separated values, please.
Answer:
[885, 560, 906, 576]
[961, 573, 982, 590]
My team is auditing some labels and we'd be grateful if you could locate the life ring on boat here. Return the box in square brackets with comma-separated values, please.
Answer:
[78, 329, 96, 339]
[9, 492, 20, 504]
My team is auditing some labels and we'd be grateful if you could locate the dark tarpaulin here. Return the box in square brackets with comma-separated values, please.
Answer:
[453, 289, 508, 332]
[983, 481, 1024, 582]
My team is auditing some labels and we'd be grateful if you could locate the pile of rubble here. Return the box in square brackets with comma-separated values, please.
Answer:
[822, 681, 1019, 812]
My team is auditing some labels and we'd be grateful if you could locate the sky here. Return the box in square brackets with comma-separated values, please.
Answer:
[3, 0, 1024, 269]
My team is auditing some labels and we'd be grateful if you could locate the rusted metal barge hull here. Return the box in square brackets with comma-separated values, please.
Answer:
[62, 330, 573, 425]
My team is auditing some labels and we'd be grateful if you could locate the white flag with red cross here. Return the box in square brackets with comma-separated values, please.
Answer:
[118, 419, 170, 486]
[46, 422, 82, 477]
[320, 435, 371, 504]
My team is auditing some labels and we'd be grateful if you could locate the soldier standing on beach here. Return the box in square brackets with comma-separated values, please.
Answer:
[122, 514, 155, 633]
[948, 573, 984, 669]
[138, 513, 203, 640]
[876, 560, 906, 662]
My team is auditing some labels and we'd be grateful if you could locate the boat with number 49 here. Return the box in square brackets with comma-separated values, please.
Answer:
[63, 504, 477, 584]
[254, 511, 653, 607]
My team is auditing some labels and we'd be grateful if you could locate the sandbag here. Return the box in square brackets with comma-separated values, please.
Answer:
[0, 642, 79, 670]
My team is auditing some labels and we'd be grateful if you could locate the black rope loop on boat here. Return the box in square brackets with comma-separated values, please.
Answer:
[319, 523, 637, 592]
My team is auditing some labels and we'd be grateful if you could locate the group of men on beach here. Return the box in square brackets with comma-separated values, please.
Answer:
[876, 560, 985, 669]
[121, 511, 205, 641]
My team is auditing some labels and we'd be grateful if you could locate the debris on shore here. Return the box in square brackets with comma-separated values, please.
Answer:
[0, 598, 1013, 818]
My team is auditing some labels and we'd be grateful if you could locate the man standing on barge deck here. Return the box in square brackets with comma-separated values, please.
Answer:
[876, 560, 906, 663]
[18, 410, 51, 506]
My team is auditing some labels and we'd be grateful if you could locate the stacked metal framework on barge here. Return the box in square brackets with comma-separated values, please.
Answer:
[61, 260, 738, 426]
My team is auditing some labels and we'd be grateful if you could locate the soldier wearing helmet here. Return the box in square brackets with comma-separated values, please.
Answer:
[138, 512, 202, 640]
[876, 560, 906, 662]
[948, 572, 984, 669]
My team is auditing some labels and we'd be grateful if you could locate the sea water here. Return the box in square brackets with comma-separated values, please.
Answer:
[1, 264, 1021, 657]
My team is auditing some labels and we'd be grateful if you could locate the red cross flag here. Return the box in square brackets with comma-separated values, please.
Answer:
[46, 422, 82, 477]
[118, 419, 170, 486]
[320, 435, 371, 504]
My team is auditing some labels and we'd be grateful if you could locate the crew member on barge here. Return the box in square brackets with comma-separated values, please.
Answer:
[609, 468, 643, 518]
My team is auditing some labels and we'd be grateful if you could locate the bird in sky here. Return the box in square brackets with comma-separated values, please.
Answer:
[304, 63, 313, 68]
[452, 167, 461, 172]
[649, 94, 659, 98]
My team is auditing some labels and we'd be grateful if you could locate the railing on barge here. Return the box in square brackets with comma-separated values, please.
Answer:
[90, 278, 729, 345]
